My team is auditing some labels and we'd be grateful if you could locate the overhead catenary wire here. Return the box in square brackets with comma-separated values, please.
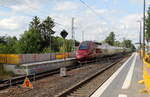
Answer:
[78, 0, 130, 42]
[79, 0, 100, 16]
[79, 0, 109, 23]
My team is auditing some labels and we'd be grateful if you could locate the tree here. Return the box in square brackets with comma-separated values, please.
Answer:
[122, 39, 135, 50]
[105, 32, 115, 46]
[114, 41, 121, 47]
[17, 16, 56, 53]
[0, 16, 78, 54]
[18, 29, 42, 53]
[6, 36, 18, 53]
[17, 16, 43, 53]
[0, 44, 9, 54]
[146, 7, 150, 42]
[29, 16, 41, 30]
[41, 16, 55, 49]
[122, 40, 132, 48]
[51, 36, 63, 52]
[0, 36, 18, 54]
[0, 36, 7, 44]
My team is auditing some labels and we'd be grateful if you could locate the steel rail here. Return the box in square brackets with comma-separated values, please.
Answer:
[0, 53, 129, 90]
[55, 55, 128, 97]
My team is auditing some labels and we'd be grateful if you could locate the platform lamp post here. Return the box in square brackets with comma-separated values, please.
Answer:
[137, 20, 142, 58]
[143, 0, 146, 57]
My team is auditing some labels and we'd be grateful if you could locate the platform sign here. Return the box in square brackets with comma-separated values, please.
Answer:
[22, 77, 33, 89]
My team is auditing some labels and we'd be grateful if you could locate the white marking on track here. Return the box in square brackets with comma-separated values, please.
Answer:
[122, 53, 137, 89]
[118, 94, 127, 97]
[90, 53, 135, 97]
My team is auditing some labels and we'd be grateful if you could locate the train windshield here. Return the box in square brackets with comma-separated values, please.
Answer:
[79, 42, 89, 50]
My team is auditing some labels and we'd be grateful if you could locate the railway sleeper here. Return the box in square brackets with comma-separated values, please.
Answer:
[79, 85, 95, 89]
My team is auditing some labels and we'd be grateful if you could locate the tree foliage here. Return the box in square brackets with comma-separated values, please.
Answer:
[29, 16, 41, 30]
[0, 36, 18, 54]
[0, 15, 136, 54]
[146, 7, 150, 42]
[18, 16, 56, 53]
[104, 32, 136, 51]
[114, 41, 121, 47]
[122, 40, 132, 48]
[122, 39, 135, 50]
[0, 16, 75, 54]
[18, 29, 42, 53]
[41, 16, 55, 49]
[105, 32, 115, 46]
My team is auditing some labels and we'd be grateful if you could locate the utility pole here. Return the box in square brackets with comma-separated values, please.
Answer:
[72, 17, 75, 52]
[143, 0, 146, 57]
[82, 31, 84, 42]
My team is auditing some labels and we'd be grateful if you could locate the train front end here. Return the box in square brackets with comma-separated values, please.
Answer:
[76, 41, 90, 61]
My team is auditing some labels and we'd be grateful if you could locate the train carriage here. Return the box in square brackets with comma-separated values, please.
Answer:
[76, 41, 127, 62]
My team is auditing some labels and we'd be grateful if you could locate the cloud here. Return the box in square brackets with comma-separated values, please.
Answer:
[0, 16, 30, 37]
[10, 0, 40, 13]
[49, 7, 141, 43]
[0, 0, 43, 14]
[49, 13, 75, 39]
[0, 18, 19, 30]
[115, 13, 142, 42]
[129, 0, 141, 4]
[120, 14, 141, 29]
[54, 1, 80, 11]
[77, 13, 142, 43]
[85, 9, 109, 15]
[0, 0, 22, 6]
[129, 0, 150, 6]
[0, 0, 143, 44]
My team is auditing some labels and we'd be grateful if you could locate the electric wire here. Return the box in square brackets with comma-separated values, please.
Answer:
[79, 0, 109, 22]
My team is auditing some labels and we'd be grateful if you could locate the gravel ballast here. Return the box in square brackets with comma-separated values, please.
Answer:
[0, 55, 129, 97]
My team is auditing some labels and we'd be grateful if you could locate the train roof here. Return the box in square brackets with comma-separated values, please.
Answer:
[94, 42, 102, 45]
[98, 43, 124, 49]
[80, 41, 102, 45]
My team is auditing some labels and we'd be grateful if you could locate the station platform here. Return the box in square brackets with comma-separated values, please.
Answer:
[91, 53, 150, 97]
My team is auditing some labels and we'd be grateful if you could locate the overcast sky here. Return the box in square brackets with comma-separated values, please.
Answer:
[0, 0, 149, 43]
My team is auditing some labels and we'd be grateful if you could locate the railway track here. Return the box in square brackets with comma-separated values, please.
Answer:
[55, 56, 127, 97]
[0, 53, 129, 91]
[0, 64, 77, 90]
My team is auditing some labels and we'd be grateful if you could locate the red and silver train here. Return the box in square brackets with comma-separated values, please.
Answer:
[76, 41, 128, 61]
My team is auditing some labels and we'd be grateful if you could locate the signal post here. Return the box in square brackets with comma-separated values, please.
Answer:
[60, 30, 68, 77]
